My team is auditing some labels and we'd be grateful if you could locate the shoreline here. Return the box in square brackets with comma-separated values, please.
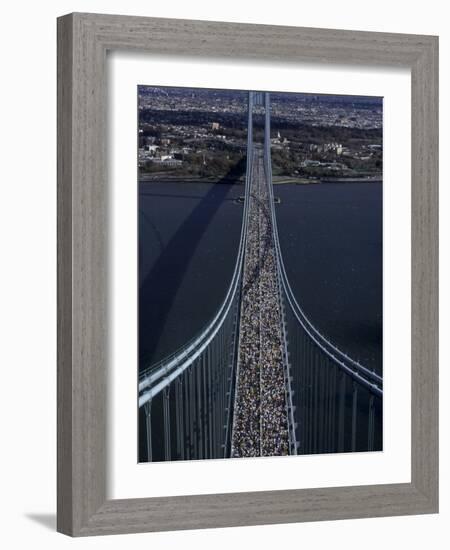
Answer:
[139, 175, 382, 185]
[272, 175, 382, 185]
[139, 174, 245, 184]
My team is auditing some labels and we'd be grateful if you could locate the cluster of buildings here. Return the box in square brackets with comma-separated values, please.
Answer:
[137, 87, 382, 178]
[138, 120, 246, 173]
[308, 142, 343, 155]
[270, 131, 289, 147]
[300, 159, 348, 171]
[138, 86, 247, 116]
[271, 93, 382, 130]
[138, 134, 185, 169]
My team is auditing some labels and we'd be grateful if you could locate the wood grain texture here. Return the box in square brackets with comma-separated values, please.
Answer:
[410, 36, 439, 506]
[57, 13, 74, 535]
[57, 12, 439, 537]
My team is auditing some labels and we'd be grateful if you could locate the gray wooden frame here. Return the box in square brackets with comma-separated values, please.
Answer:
[57, 12, 438, 537]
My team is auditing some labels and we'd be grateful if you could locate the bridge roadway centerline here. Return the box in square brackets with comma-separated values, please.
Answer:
[231, 145, 289, 458]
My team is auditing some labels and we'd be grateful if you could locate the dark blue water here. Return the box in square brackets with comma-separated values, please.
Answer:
[139, 181, 244, 371]
[276, 182, 382, 373]
[139, 180, 382, 374]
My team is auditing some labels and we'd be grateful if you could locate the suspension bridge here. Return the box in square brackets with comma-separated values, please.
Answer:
[138, 91, 383, 462]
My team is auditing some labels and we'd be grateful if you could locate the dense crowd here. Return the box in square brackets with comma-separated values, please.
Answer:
[232, 150, 290, 458]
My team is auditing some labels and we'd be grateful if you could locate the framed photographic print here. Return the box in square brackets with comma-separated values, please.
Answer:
[57, 13, 438, 536]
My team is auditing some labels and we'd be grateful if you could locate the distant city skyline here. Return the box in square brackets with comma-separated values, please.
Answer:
[138, 86, 382, 129]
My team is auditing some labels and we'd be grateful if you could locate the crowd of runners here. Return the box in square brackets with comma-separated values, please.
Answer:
[231, 150, 289, 458]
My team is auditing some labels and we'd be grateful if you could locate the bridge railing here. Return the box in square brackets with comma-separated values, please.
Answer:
[263, 92, 383, 454]
[138, 92, 255, 462]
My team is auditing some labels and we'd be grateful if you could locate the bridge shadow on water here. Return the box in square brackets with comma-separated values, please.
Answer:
[139, 190, 240, 202]
[139, 157, 247, 373]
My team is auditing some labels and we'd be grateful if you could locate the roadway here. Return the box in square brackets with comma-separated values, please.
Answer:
[231, 145, 290, 457]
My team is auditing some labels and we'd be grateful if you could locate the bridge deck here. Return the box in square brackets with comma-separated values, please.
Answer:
[231, 146, 289, 458]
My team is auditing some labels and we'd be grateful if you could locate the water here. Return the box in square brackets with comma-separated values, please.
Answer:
[276, 182, 382, 374]
[139, 180, 382, 374]
[139, 181, 244, 371]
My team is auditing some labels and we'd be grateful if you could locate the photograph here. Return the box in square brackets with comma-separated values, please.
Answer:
[137, 85, 383, 462]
